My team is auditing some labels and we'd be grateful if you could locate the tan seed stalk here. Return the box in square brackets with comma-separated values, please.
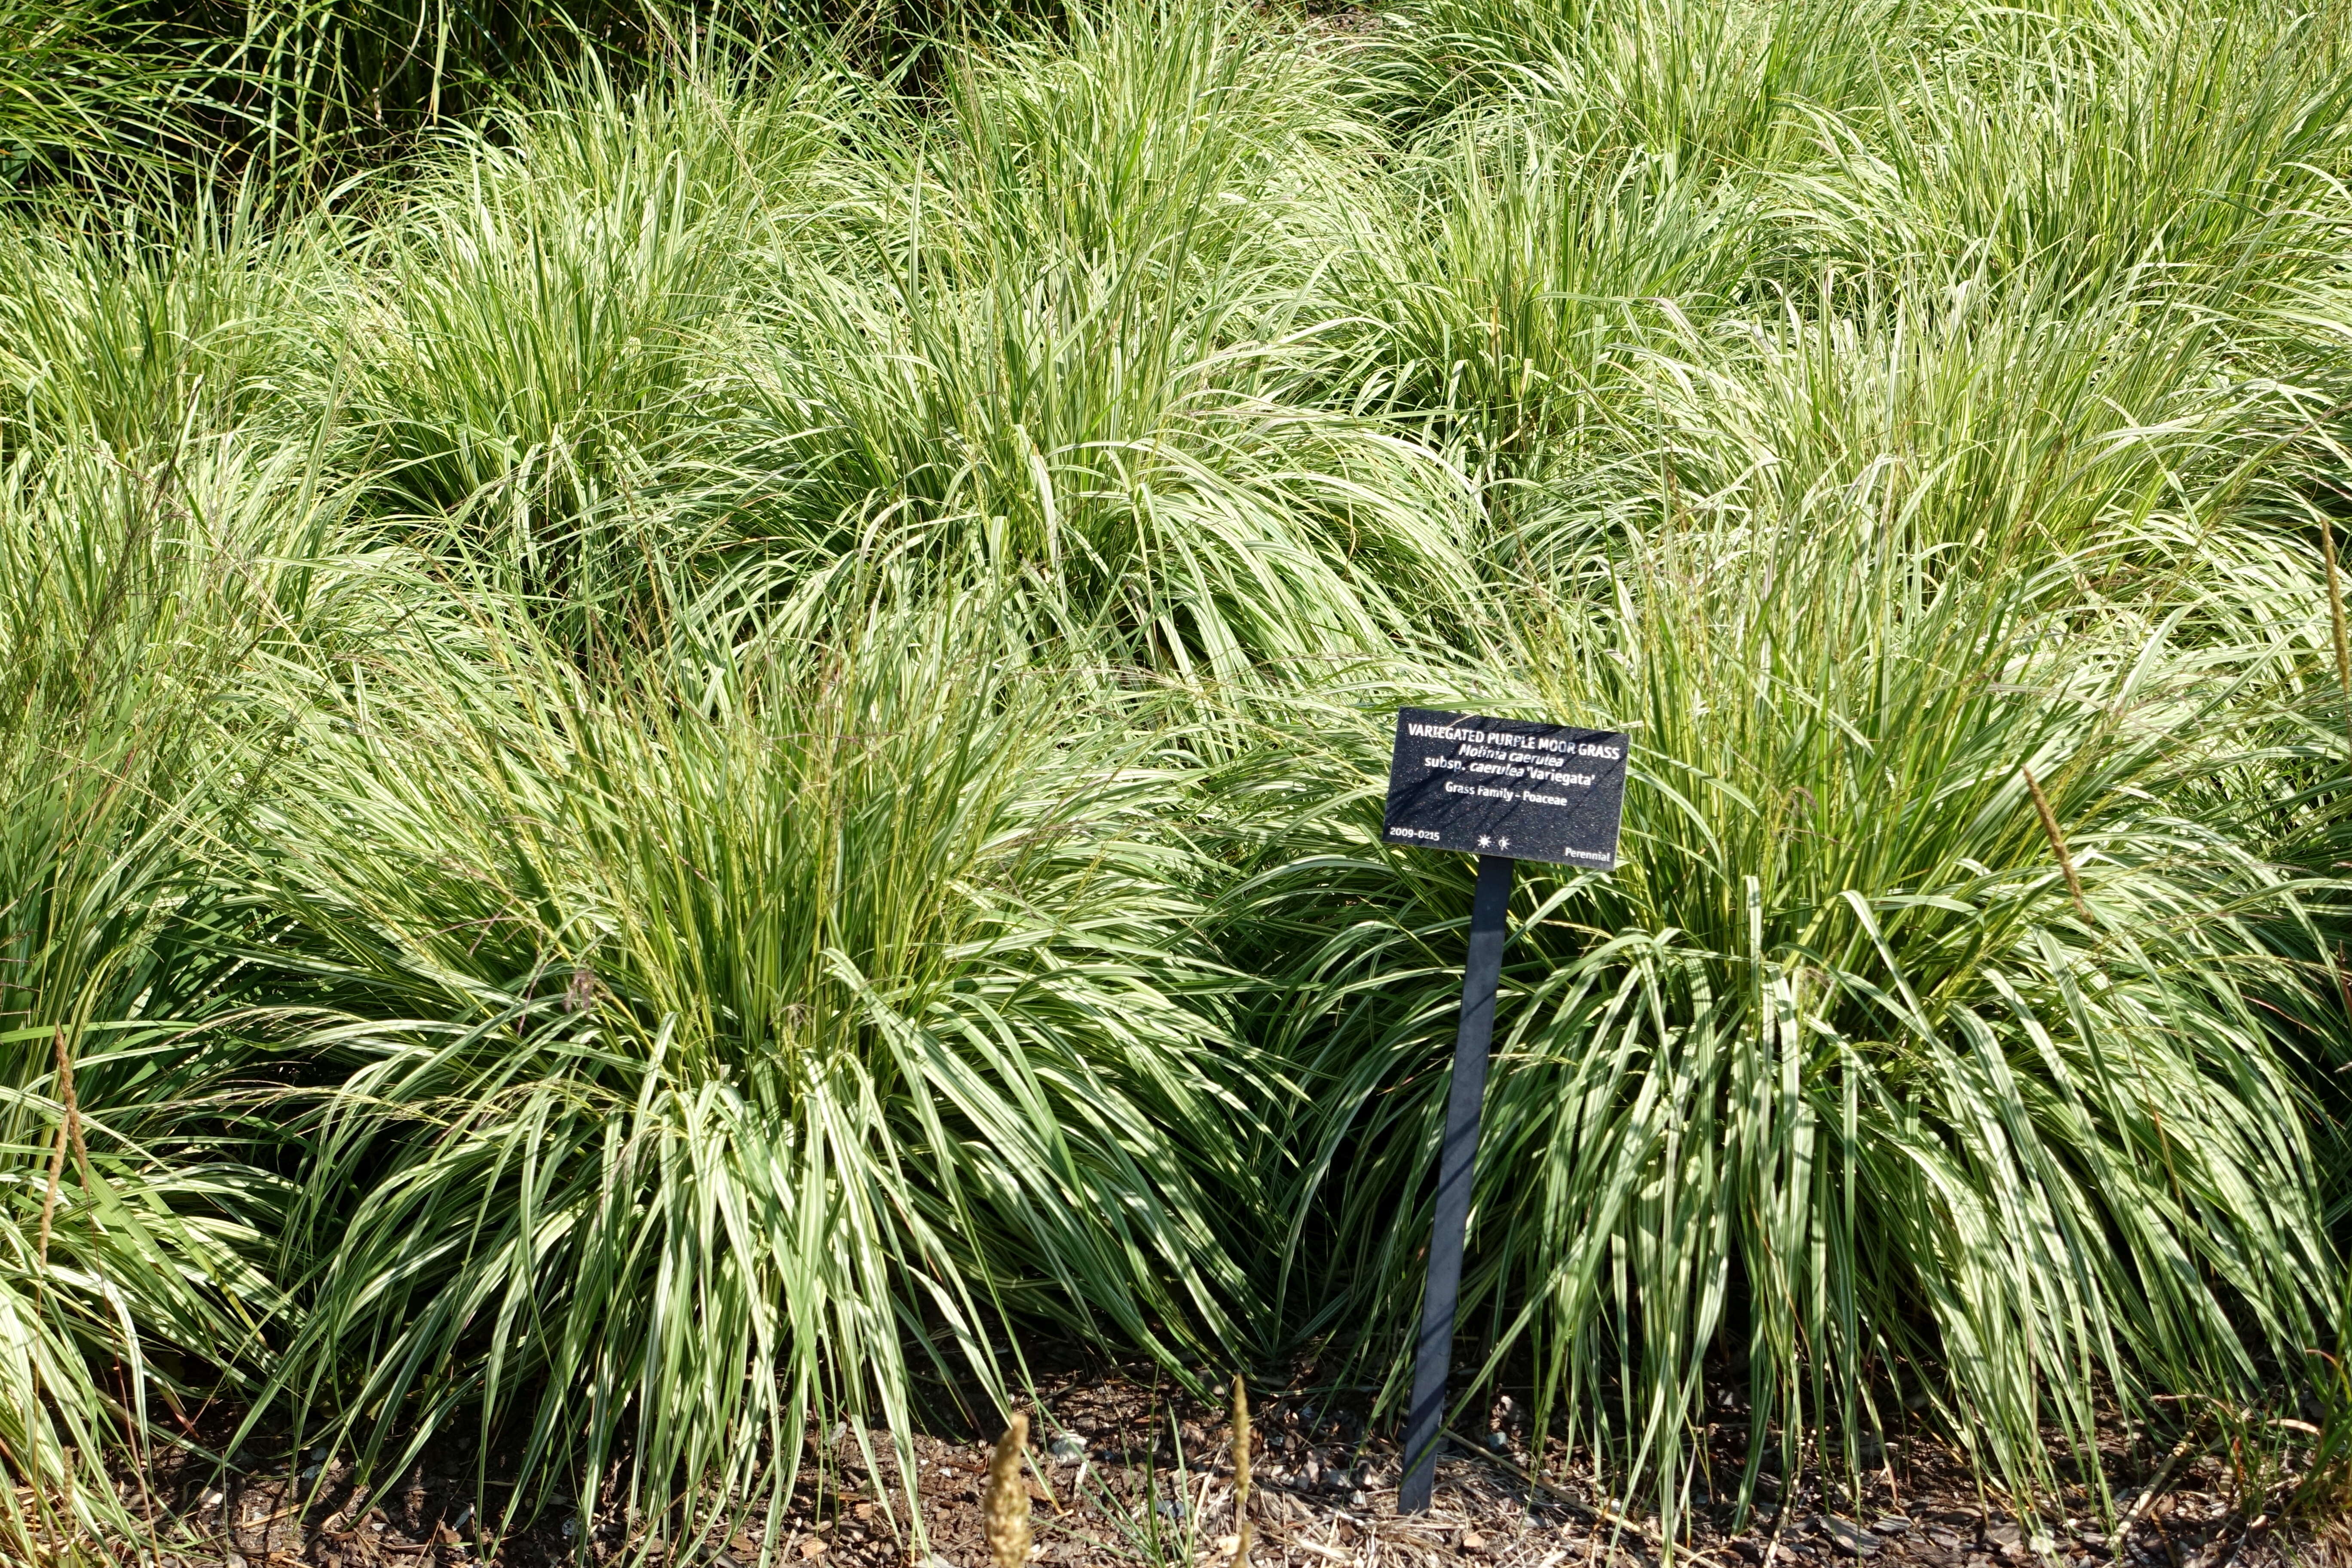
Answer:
[2023, 767, 2092, 924]
[2322, 514, 2352, 758]
[1231, 1378, 1252, 1568]
[36, 1028, 84, 1268]
[983, 1413, 1032, 1568]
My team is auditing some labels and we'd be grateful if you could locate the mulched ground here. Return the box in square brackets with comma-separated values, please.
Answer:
[88, 1364, 2344, 1568]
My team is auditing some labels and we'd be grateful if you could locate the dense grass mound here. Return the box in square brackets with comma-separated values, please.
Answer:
[5, 0, 2352, 1556]
[243, 594, 1269, 1539]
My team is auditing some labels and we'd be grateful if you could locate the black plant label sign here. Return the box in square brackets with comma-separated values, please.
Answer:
[1382, 707, 1628, 869]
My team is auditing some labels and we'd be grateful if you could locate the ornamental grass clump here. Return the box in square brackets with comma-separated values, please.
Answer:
[0, 420, 350, 1554]
[734, 0, 1483, 678]
[238, 588, 1269, 1547]
[1231, 511, 2345, 1525]
[345, 61, 867, 643]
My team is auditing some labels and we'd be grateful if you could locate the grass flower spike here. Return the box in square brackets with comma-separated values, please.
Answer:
[985, 1414, 1034, 1568]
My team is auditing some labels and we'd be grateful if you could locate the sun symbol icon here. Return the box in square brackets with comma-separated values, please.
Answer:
[1477, 834, 1493, 848]
[1498, 837, 1511, 850]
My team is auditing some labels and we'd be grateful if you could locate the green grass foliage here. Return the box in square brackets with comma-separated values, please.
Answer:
[6, 0, 2352, 1555]
[244, 595, 1265, 1540]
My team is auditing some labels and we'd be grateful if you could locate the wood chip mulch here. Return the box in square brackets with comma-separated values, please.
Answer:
[58, 1366, 2350, 1568]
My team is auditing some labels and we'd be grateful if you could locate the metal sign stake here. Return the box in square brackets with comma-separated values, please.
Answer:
[1397, 851, 1513, 1513]
[1380, 707, 1625, 1512]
